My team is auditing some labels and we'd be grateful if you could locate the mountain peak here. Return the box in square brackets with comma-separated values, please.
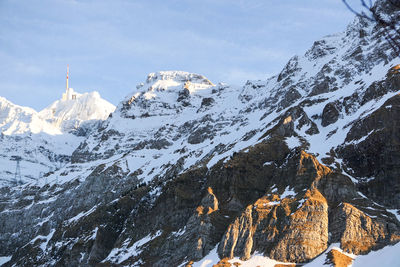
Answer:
[39, 89, 115, 133]
[145, 71, 214, 87]
[116, 71, 216, 119]
[0, 96, 61, 135]
[136, 70, 215, 96]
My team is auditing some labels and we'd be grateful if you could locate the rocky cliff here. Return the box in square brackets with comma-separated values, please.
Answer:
[0, 0, 400, 266]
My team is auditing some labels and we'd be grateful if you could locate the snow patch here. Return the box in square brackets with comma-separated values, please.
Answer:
[351, 242, 400, 267]
[104, 230, 162, 264]
[190, 246, 294, 267]
[304, 241, 400, 267]
[191, 246, 220, 267]
[387, 209, 400, 222]
[266, 201, 280, 206]
[29, 229, 55, 251]
[263, 161, 274, 166]
[281, 186, 296, 199]
[285, 136, 301, 149]
[0, 256, 12, 266]
[67, 206, 98, 224]
[229, 253, 295, 267]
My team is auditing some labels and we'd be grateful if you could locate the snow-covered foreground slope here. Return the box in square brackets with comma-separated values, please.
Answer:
[0, 90, 114, 187]
[1, 1, 400, 266]
[192, 242, 400, 267]
[304, 242, 400, 267]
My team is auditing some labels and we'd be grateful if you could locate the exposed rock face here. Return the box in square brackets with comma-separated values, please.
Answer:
[330, 203, 397, 255]
[215, 148, 399, 264]
[3, 139, 399, 266]
[321, 102, 340, 127]
[337, 93, 400, 208]
[309, 75, 338, 97]
[326, 249, 353, 267]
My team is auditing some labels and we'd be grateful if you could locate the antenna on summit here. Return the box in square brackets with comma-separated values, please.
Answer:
[62, 65, 77, 101]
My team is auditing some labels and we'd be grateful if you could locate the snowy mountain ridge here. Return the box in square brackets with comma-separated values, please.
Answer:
[0, 89, 115, 136]
[0, 96, 61, 136]
[64, 12, 398, 189]
[0, 90, 115, 186]
[119, 71, 216, 119]
[39, 89, 115, 133]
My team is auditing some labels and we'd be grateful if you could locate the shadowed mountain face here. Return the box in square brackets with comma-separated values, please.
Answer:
[1, 1, 400, 266]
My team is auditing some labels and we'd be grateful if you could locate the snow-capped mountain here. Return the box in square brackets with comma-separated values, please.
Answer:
[0, 97, 61, 135]
[0, 1, 399, 266]
[0, 90, 115, 187]
[39, 90, 115, 133]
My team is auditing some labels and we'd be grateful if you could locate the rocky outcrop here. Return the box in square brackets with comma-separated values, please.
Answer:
[218, 188, 328, 263]
[217, 151, 326, 263]
[337, 93, 400, 208]
[321, 102, 340, 127]
[261, 106, 319, 139]
[329, 203, 399, 255]
[213, 149, 399, 264]
[326, 249, 353, 267]
[309, 75, 338, 97]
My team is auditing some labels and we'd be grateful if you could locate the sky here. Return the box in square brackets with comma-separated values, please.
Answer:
[0, 0, 361, 110]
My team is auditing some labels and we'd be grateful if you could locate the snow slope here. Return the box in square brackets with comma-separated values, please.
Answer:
[44, 14, 399, 190]
[0, 97, 61, 135]
[39, 89, 115, 132]
[193, 242, 400, 267]
[190, 246, 294, 267]
[304, 242, 400, 267]
[0, 90, 115, 187]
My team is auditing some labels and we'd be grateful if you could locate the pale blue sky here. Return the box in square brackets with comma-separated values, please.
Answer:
[0, 0, 359, 110]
